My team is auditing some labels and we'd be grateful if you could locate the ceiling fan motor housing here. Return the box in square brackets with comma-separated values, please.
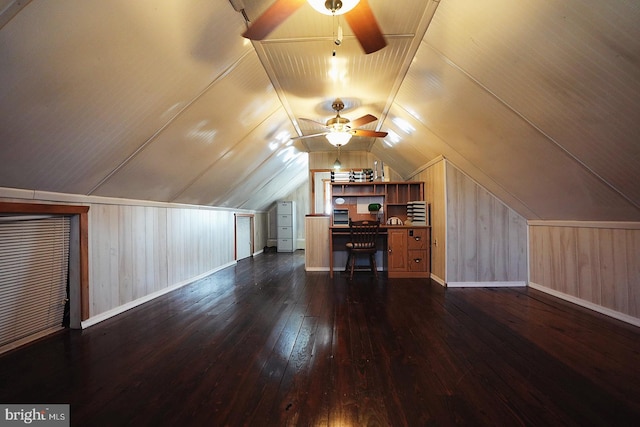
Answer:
[326, 116, 350, 131]
[325, 0, 344, 13]
[327, 98, 350, 130]
[331, 98, 345, 112]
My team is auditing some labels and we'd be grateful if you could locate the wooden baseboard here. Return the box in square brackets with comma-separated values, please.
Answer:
[528, 282, 640, 328]
[388, 271, 430, 279]
[447, 281, 526, 288]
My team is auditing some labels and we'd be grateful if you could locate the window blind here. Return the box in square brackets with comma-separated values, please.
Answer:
[0, 216, 70, 351]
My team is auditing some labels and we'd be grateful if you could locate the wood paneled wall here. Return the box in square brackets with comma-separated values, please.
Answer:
[254, 212, 268, 253]
[411, 158, 527, 285]
[0, 189, 264, 325]
[89, 204, 236, 317]
[412, 158, 446, 283]
[309, 151, 376, 170]
[304, 215, 330, 270]
[445, 164, 527, 283]
[529, 223, 640, 324]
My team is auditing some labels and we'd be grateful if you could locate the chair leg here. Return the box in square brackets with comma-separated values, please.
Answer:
[349, 253, 355, 280]
[344, 252, 351, 272]
[370, 253, 378, 278]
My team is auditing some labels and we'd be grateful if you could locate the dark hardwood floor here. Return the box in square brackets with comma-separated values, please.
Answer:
[1, 251, 639, 426]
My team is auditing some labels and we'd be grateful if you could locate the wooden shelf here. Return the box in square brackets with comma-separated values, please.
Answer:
[331, 181, 425, 224]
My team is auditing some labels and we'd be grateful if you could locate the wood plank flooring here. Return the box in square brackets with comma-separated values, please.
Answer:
[1, 251, 639, 426]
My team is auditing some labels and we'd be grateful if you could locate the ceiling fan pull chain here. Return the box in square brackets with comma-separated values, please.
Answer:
[332, 12, 345, 57]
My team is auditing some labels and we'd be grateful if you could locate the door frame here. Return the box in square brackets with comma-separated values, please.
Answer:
[0, 202, 89, 326]
[234, 213, 254, 260]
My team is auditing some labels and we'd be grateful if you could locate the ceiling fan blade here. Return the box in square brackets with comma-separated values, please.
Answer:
[351, 129, 388, 138]
[291, 132, 329, 140]
[349, 114, 377, 128]
[344, 0, 387, 54]
[242, 0, 306, 40]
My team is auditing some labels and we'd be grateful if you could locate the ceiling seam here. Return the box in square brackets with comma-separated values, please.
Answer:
[250, 42, 302, 136]
[424, 42, 640, 212]
[86, 49, 255, 196]
[0, 0, 33, 30]
[395, 102, 540, 220]
[168, 105, 288, 204]
[378, 0, 441, 131]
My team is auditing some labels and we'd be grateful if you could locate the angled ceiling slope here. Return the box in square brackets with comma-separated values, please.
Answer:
[0, 0, 639, 220]
[0, 0, 308, 211]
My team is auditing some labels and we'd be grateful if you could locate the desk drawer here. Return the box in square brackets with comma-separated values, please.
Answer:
[407, 250, 428, 272]
[407, 229, 428, 250]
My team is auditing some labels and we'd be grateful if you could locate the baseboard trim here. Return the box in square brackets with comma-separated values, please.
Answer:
[0, 326, 65, 356]
[528, 282, 640, 328]
[81, 261, 237, 329]
[305, 267, 330, 272]
[430, 274, 446, 287]
[447, 281, 526, 288]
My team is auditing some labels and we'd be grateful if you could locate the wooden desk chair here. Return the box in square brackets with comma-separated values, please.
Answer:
[345, 219, 380, 280]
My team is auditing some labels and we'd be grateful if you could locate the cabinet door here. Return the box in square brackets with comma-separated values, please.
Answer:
[387, 229, 407, 272]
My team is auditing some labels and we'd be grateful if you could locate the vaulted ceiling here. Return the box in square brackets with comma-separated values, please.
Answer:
[0, 0, 638, 220]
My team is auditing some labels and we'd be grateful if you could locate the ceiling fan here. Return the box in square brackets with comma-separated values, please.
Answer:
[292, 98, 388, 146]
[242, 0, 387, 54]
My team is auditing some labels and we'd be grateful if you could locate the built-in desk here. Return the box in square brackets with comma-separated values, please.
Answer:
[329, 225, 431, 278]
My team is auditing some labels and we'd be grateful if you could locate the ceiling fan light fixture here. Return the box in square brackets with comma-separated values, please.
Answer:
[325, 131, 352, 146]
[307, 0, 360, 16]
[333, 158, 341, 169]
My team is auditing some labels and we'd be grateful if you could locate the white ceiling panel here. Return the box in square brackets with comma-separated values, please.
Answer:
[426, 0, 640, 208]
[396, 41, 639, 220]
[0, 0, 638, 220]
[92, 52, 281, 202]
[174, 108, 304, 208]
[370, 104, 440, 179]
[0, 0, 251, 194]
[216, 148, 309, 210]
[260, 37, 412, 122]
[242, 0, 429, 42]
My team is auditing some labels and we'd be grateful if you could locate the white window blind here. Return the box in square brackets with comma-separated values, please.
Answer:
[0, 215, 70, 351]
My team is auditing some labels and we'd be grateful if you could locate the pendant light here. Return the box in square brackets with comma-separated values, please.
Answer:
[333, 144, 343, 169]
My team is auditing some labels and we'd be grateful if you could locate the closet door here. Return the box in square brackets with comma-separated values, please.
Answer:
[0, 216, 70, 352]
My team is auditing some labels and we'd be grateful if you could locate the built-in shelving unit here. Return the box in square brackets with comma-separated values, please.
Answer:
[331, 182, 425, 225]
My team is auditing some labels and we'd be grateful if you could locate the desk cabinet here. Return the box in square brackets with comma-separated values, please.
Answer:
[388, 227, 430, 278]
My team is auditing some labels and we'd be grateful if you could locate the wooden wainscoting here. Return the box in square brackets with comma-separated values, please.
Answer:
[530, 221, 640, 325]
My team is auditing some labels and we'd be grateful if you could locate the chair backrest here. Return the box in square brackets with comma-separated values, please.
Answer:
[348, 219, 380, 250]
